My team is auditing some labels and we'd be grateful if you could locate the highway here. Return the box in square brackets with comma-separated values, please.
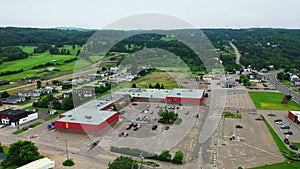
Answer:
[268, 71, 300, 104]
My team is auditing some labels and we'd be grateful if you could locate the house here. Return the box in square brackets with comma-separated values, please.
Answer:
[62, 92, 72, 98]
[0, 80, 9, 86]
[2, 95, 26, 104]
[294, 82, 300, 87]
[0, 109, 38, 126]
[73, 88, 93, 97]
[18, 90, 41, 98]
[23, 77, 41, 83]
[290, 75, 299, 82]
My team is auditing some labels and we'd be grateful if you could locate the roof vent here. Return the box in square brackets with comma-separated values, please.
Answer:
[85, 114, 92, 119]
[177, 93, 181, 95]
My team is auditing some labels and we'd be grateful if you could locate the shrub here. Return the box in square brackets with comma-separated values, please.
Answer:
[63, 159, 75, 166]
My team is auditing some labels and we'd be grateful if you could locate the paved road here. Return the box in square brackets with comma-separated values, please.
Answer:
[268, 71, 300, 104]
[229, 42, 244, 68]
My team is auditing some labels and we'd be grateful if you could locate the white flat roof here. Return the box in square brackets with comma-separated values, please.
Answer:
[115, 88, 204, 99]
[166, 88, 204, 99]
[17, 157, 55, 169]
[57, 94, 121, 125]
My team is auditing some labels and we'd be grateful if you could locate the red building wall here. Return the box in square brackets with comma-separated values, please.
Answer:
[55, 112, 119, 132]
[166, 97, 203, 104]
[288, 111, 299, 123]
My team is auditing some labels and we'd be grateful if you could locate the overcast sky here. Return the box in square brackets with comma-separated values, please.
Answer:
[1, 0, 299, 29]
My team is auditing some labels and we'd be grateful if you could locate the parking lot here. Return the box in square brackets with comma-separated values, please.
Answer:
[259, 110, 300, 145]
[217, 89, 284, 169]
[100, 102, 202, 156]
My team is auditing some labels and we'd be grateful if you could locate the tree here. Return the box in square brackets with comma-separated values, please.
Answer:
[76, 50, 81, 56]
[6, 140, 40, 166]
[154, 82, 160, 89]
[158, 150, 172, 161]
[36, 80, 42, 89]
[61, 96, 74, 110]
[161, 83, 165, 89]
[132, 83, 137, 88]
[101, 67, 107, 71]
[149, 83, 153, 89]
[172, 151, 184, 164]
[108, 156, 138, 169]
[0, 91, 10, 98]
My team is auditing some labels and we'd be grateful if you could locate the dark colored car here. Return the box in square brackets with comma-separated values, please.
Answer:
[152, 125, 158, 130]
[235, 125, 243, 129]
[133, 127, 139, 131]
[165, 126, 170, 130]
[281, 125, 290, 129]
[284, 131, 293, 135]
[119, 132, 128, 137]
[290, 144, 298, 151]
[284, 138, 290, 145]
[274, 119, 282, 122]
[255, 118, 263, 121]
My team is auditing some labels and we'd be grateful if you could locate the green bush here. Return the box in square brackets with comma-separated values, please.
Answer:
[63, 159, 75, 166]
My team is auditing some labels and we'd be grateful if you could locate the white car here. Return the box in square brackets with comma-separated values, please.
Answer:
[0, 125, 5, 128]
[275, 121, 283, 125]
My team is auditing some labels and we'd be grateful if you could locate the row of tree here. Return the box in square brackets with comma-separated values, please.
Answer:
[32, 94, 74, 110]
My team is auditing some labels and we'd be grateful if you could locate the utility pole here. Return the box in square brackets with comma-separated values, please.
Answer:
[66, 139, 69, 160]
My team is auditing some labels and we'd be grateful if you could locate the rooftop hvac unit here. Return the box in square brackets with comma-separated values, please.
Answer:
[85, 114, 92, 119]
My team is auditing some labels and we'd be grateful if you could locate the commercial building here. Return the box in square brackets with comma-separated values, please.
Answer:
[115, 88, 205, 105]
[55, 94, 125, 133]
[55, 87, 204, 134]
[17, 157, 55, 169]
[288, 111, 300, 124]
[0, 109, 38, 126]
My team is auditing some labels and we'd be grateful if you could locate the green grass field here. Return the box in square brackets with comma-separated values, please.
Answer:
[131, 71, 181, 89]
[0, 45, 98, 82]
[251, 161, 300, 169]
[249, 92, 300, 110]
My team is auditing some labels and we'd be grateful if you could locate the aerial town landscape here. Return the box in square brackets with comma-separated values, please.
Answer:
[0, 1, 300, 169]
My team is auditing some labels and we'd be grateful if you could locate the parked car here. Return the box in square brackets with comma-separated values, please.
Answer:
[290, 144, 298, 151]
[132, 103, 137, 105]
[281, 125, 290, 129]
[284, 138, 290, 145]
[133, 127, 139, 131]
[195, 114, 199, 118]
[255, 117, 263, 121]
[284, 131, 293, 135]
[119, 132, 128, 137]
[165, 126, 170, 130]
[274, 119, 282, 122]
[152, 125, 158, 130]
[0, 125, 6, 128]
[185, 111, 190, 115]
[235, 125, 243, 129]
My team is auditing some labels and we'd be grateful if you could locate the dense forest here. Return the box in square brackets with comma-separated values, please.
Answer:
[203, 29, 300, 70]
[0, 27, 299, 72]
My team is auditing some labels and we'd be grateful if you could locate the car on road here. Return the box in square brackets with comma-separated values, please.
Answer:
[290, 144, 298, 151]
[255, 117, 263, 121]
[284, 131, 293, 135]
[235, 125, 243, 129]
[133, 127, 139, 131]
[284, 138, 290, 145]
[281, 125, 290, 129]
[275, 121, 283, 125]
[274, 119, 282, 123]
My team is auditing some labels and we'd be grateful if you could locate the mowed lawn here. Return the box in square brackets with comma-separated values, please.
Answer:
[0, 45, 95, 81]
[249, 92, 300, 110]
[131, 71, 183, 89]
[251, 161, 300, 169]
